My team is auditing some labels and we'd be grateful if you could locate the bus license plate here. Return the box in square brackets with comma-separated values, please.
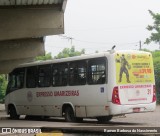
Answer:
[133, 108, 140, 112]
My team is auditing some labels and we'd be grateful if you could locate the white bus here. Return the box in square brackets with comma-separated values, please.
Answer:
[5, 50, 156, 122]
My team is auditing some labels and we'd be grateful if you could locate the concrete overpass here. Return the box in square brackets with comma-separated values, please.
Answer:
[0, 0, 67, 74]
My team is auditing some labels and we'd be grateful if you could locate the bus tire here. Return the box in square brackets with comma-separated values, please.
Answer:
[97, 115, 112, 123]
[9, 105, 19, 120]
[64, 106, 76, 122]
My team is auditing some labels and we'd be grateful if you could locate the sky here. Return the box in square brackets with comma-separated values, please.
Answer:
[45, 0, 160, 57]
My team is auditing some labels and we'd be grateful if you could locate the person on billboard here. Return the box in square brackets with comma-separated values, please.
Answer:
[116, 54, 131, 83]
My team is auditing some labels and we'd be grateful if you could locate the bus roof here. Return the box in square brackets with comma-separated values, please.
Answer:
[17, 50, 151, 68]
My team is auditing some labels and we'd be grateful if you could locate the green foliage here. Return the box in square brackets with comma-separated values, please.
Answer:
[141, 48, 151, 52]
[152, 51, 160, 104]
[155, 63, 160, 104]
[157, 93, 160, 104]
[145, 10, 160, 45]
[0, 75, 7, 103]
[36, 52, 52, 61]
[55, 46, 85, 59]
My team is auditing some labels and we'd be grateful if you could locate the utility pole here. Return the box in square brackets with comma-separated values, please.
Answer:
[59, 35, 74, 46]
[68, 37, 73, 46]
[139, 40, 142, 50]
[135, 41, 142, 50]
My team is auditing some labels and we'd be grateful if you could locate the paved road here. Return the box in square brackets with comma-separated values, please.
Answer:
[0, 104, 5, 111]
[0, 105, 160, 135]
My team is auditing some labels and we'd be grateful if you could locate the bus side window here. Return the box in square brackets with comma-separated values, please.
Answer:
[53, 63, 68, 86]
[16, 74, 24, 88]
[7, 68, 25, 93]
[69, 61, 86, 86]
[26, 66, 37, 88]
[38, 65, 51, 87]
[62, 67, 68, 86]
[53, 68, 60, 86]
[9, 75, 16, 90]
[88, 57, 106, 84]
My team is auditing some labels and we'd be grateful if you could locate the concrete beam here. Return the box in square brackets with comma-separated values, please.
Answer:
[0, 37, 45, 74]
[0, 58, 34, 74]
[0, 6, 64, 40]
[0, 38, 45, 61]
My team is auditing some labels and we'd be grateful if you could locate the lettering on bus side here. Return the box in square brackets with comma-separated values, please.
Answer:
[36, 91, 53, 97]
[36, 90, 79, 97]
[120, 84, 152, 89]
[54, 90, 79, 96]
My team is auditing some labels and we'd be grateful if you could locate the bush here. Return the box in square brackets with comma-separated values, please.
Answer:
[0, 75, 7, 103]
[0, 98, 4, 104]
[156, 89, 160, 104]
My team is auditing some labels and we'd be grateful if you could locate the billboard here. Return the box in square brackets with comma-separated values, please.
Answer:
[115, 53, 155, 85]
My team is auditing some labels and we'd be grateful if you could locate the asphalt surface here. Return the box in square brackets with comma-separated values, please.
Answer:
[0, 104, 5, 111]
[0, 104, 160, 135]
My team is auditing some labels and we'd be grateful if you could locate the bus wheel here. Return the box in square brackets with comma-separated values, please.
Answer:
[97, 115, 112, 123]
[64, 107, 76, 122]
[9, 105, 19, 120]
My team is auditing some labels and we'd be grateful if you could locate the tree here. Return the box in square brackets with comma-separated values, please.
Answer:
[152, 50, 160, 104]
[145, 10, 160, 49]
[55, 46, 85, 59]
[36, 52, 52, 61]
[142, 49, 160, 104]
[0, 75, 7, 103]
